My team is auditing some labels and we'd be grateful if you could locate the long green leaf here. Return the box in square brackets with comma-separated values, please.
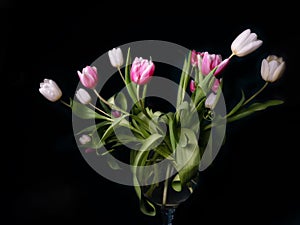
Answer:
[227, 100, 284, 123]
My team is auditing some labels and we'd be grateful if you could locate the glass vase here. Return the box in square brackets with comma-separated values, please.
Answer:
[142, 165, 199, 225]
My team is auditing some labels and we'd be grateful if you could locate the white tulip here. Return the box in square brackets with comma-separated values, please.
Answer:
[75, 88, 92, 105]
[108, 47, 124, 68]
[79, 134, 91, 145]
[261, 55, 285, 82]
[231, 29, 263, 57]
[39, 79, 62, 102]
[205, 93, 217, 110]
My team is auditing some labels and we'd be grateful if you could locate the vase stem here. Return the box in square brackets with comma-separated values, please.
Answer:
[161, 207, 176, 225]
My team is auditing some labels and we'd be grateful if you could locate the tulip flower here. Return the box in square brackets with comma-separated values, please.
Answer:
[190, 79, 196, 93]
[201, 52, 229, 76]
[79, 134, 91, 145]
[231, 29, 263, 57]
[76, 88, 92, 105]
[130, 57, 155, 85]
[261, 55, 285, 83]
[77, 66, 99, 89]
[39, 79, 62, 102]
[205, 92, 217, 110]
[108, 47, 124, 68]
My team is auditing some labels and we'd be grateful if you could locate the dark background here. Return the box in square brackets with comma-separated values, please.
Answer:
[2, 9, 300, 225]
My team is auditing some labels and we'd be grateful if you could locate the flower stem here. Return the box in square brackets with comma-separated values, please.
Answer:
[88, 103, 112, 119]
[243, 82, 269, 106]
[92, 88, 129, 116]
[60, 99, 71, 108]
[117, 66, 126, 84]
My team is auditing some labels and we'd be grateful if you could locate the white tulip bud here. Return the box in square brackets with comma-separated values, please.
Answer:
[231, 29, 263, 57]
[79, 134, 91, 145]
[205, 93, 217, 110]
[261, 55, 285, 83]
[108, 47, 124, 68]
[75, 88, 92, 105]
[39, 79, 62, 102]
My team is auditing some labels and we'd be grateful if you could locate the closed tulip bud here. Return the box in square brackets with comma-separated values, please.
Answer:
[77, 66, 99, 89]
[39, 79, 62, 102]
[108, 47, 124, 68]
[130, 57, 155, 85]
[231, 29, 263, 57]
[205, 92, 217, 109]
[76, 88, 92, 105]
[79, 134, 91, 145]
[111, 110, 121, 118]
[261, 55, 285, 82]
[190, 79, 196, 93]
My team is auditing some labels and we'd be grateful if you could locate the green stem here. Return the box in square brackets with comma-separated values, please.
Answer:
[88, 103, 112, 118]
[243, 82, 269, 106]
[92, 89, 130, 116]
[60, 99, 71, 108]
[162, 163, 171, 207]
[117, 66, 126, 84]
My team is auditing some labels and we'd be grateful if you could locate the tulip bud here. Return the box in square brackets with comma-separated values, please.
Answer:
[108, 47, 124, 68]
[130, 57, 155, 85]
[190, 79, 196, 93]
[77, 66, 99, 89]
[39, 79, 62, 102]
[231, 29, 263, 57]
[261, 55, 285, 83]
[79, 134, 91, 145]
[111, 110, 121, 118]
[205, 93, 217, 109]
[76, 88, 92, 105]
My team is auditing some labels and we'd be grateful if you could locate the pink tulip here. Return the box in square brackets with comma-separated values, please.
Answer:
[190, 79, 196, 93]
[201, 52, 229, 76]
[77, 66, 99, 89]
[191, 50, 203, 67]
[130, 57, 155, 85]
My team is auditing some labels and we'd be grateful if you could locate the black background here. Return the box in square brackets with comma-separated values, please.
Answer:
[2, 9, 300, 225]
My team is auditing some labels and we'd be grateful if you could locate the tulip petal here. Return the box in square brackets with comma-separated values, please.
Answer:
[272, 62, 286, 82]
[261, 59, 269, 81]
[231, 29, 251, 52]
[235, 40, 263, 57]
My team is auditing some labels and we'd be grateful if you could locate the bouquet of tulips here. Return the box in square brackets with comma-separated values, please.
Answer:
[39, 29, 285, 216]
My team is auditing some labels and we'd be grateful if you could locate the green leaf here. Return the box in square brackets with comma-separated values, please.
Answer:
[124, 48, 138, 104]
[168, 115, 177, 152]
[171, 174, 182, 192]
[106, 153, 122, 170]
[227, 100, 284, 123]
[174, 128, 200, 189]
[100, 115, 129, 143]
[115, 92, 128, 111]
[140, 133, 164, 153]
[200, 67, 217, 94]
